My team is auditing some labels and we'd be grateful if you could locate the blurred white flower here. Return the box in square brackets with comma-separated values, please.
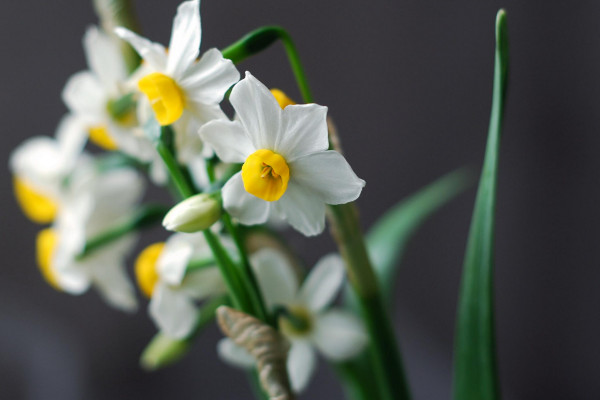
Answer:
[199, 72, 365, 236]
[10, 115, 88, 223]
[36, 165, 145, 312]
[218, 248, 367, 392]
[135, 232, 231, 338]
[115, 0, 239, 132]
[63, 26, 158, 163]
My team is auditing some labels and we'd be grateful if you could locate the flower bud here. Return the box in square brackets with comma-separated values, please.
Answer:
[162, 193, 221, 233]
[140, 333, 191, 371]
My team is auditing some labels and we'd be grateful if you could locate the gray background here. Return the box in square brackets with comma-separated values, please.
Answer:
[2, 1, 599, 399]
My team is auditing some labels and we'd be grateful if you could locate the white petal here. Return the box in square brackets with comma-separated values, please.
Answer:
[83, 25, 127, 89]
[312, 310, 368, 361]
[150, 284, 198, 339]
[179, 267, 226, 300]
[222, 172, 271, 225]
[87, 254, 138, 312]
[287, 340, 317, 393]
[180, 48, 239, 104]
[198, 120, 254, 163]
[184, 101, 228, 126]
[62, 71, 106, 116]
[274, 182, 326, 236]
[158, 233, 195, 285]
[289, 151, 365, 204]
[229, 72, 281, 150]
[217, 338, 255, 369]
[166, 0, 201, 79]
[53, 263, 90, 295]
[297, 253, 345, 312]
[277, 104, 329, 160]
[10, 138, 64, 192]
[251, 248, 298, 309]
[56, 115, 88, 170]
[114, 27, 167, 72]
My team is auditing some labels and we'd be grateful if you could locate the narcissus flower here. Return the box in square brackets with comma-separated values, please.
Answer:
[135, 232, 230, 338]
[63, 26, 155, 157]
[115, 0, 239, 128]
[199, 72, 365, 236]
[37, 166, 145, 311]
[10, 116, 88, 223]
[218, 248, 367, 392]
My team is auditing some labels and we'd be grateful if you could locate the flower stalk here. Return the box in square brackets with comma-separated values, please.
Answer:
[77, 204, 168, 260]
[221, 26, 314, 103]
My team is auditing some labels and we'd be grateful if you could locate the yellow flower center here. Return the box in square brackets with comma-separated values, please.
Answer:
[13, 177, 58, 224]
[241, 149, 290, 202]
[89, 125, 118, 151]
[138, 72, 185, 126]
[36, 229, 61, 290]
[278, 305, 313, 337]
[270, 89, 296, 109]
[135, 242, 165, 298]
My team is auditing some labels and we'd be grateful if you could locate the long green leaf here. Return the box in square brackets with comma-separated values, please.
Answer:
[366, 168, 473, 305]
[453, 9, 508, 400]
[337, 169, 472, 400]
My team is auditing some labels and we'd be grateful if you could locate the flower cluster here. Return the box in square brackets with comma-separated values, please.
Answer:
[10, 0, 368, 395]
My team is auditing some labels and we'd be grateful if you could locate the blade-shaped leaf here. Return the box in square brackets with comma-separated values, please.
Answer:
[337, 169, 472, 400]
[367, 168, 473, 305]
[453, 9, 508, 400]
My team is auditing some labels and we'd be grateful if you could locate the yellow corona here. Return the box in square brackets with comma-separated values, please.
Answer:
[135, 242, 166, 298]
[241, 149, 290, 201]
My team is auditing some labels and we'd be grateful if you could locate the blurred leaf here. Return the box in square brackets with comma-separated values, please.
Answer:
[453, 9, 508, 400]
[366, 168, 473, 305]
[337, 168, 472, 400]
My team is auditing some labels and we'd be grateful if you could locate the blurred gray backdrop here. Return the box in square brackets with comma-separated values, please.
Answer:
[2, 1, 599, 399]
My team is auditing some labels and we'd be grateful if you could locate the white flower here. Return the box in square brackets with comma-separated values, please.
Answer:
[36, 165, 145, 312]
[218, 249, 367, 392]
[10, 115, 88, 223]
[199, 72, 365, 236]
[115, 0, 239, 131]
[135, 232, 231, 338]
[63, 25, 157, 162]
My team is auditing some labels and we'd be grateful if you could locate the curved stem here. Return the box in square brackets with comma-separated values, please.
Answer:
[221, 26, 314, 103]
[77, 204, 168, 260]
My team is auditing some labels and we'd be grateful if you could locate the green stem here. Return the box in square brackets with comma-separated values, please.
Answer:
[327, 204, 411, 400]
[222, 213, 270, 324]
[155, 127, 255, 315]
[157, 126, 195, 199]
[77, 204, 168, 259]
[203, 229, 251, 312]
[221, 26, 314, 103]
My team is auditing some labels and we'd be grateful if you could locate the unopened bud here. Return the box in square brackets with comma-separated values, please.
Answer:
[162, 193, 221, 233]
[140, 333, 191, 371]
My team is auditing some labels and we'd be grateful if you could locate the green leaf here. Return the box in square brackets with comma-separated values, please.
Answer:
[366, 168, 473, 305]
[453, 9, 508, 400]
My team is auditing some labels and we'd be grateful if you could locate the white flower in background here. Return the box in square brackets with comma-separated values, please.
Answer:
[62, 26, 154, 156]
[218, 248, 368, 392]
[10, 115, 88, 224]
[115, 0, 239, 136]
[134, 232, 231, 338]
[199, 72, 365, 236]
[36, 165, 145, 312]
